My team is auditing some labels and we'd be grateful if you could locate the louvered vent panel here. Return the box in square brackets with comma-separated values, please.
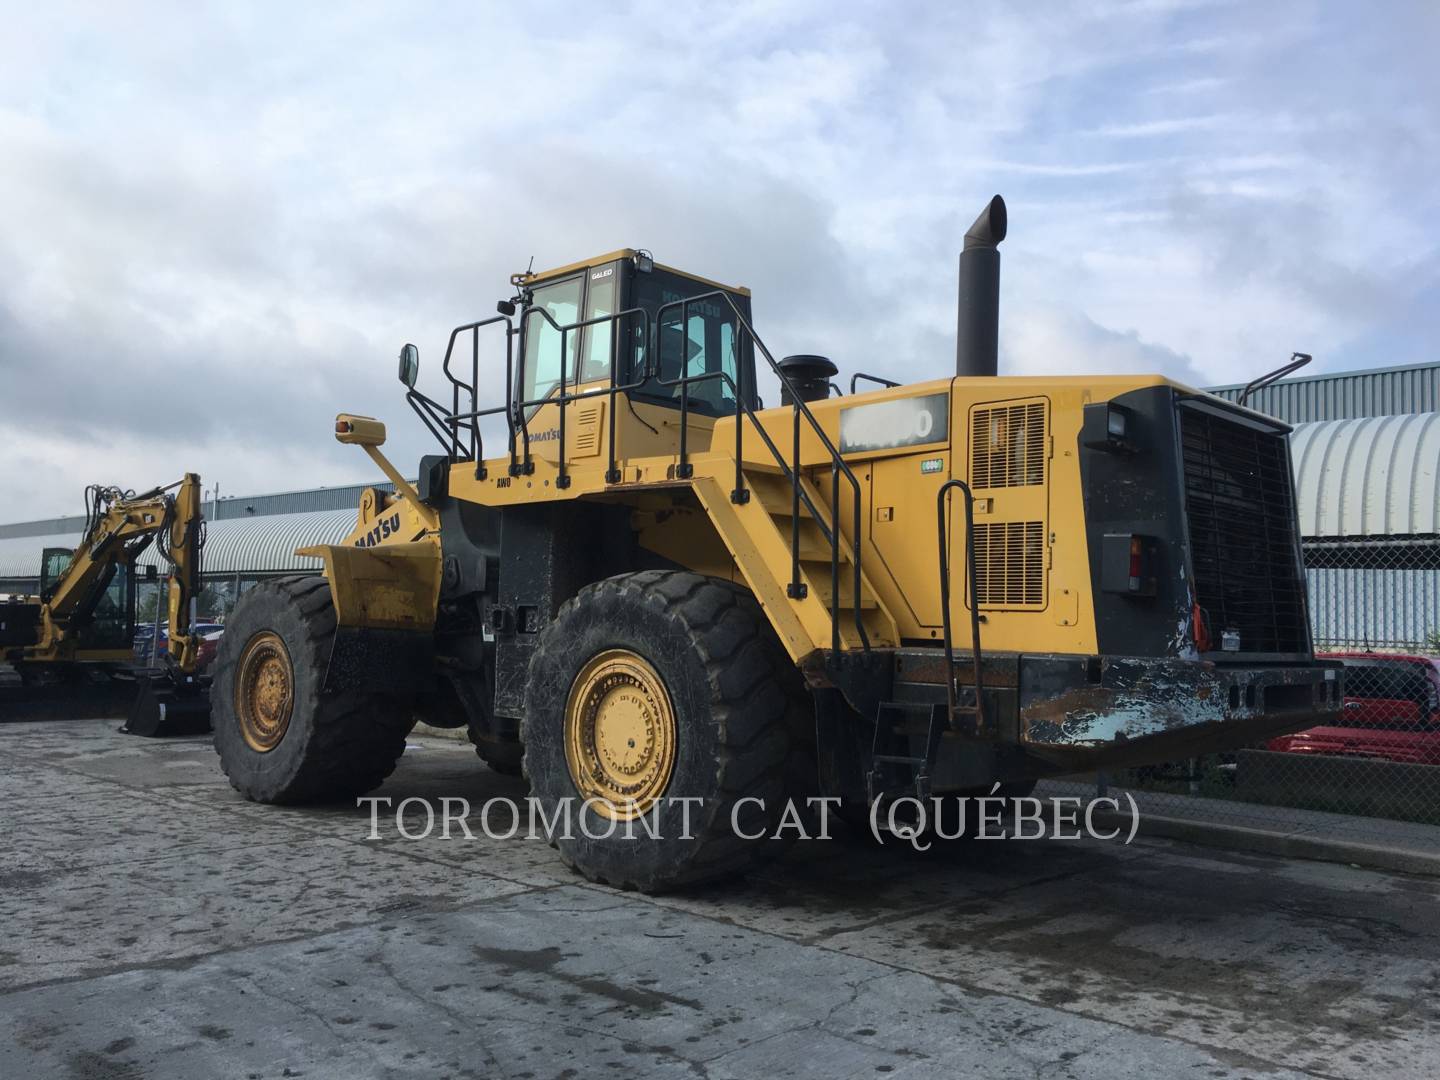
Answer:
[972, 521, 1045, 608]
[971, 402, 1046, 488]
[571, 404, 603, 457]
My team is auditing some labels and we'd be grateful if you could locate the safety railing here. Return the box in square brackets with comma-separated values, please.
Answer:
[421, 295, 871, 653]
[403, 314, 514, 475]
[850, 372, 899, 394]
[653, 291, 868, 652]
[936, 479, 986, 730]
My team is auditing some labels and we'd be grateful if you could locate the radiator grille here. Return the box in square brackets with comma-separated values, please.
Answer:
[973, 521, 1045, 607]
[1180, 408, 1308, 654]
[971, 403, 1046, 488]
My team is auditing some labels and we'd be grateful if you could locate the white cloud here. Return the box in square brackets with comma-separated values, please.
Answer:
[0, 1, 1436, 515]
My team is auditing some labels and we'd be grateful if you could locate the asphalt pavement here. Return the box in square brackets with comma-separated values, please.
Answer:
[2, 719, 1436, 1079]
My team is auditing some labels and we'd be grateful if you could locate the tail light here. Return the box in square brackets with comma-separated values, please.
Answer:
[1192, 601, 1212, 653]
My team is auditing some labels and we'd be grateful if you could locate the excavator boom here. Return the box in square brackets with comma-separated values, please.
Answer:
[2, 474, 212, 733]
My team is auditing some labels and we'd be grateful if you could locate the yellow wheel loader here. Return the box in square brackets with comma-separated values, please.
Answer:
[210, 197, 1342, 890]
[1, 474, 211, 732]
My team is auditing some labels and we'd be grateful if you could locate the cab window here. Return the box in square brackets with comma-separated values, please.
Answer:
[630, 269, 753, 416]
[520, 264, 622, 410]
[580, 264, 618, 384]
[40, 548, 73, 597]
[520, 275, 584, 406]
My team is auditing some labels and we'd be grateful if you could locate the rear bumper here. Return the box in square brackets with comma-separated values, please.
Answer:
[1018, 654, 1344, 770]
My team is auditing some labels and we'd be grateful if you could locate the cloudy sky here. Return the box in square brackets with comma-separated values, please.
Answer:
[2, 1, 1437, 518]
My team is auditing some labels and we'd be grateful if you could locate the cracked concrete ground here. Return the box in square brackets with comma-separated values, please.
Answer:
[1, 719, 1437, 1079]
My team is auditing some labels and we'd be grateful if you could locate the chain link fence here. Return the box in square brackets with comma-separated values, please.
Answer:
[1048, 534, 1440, 846]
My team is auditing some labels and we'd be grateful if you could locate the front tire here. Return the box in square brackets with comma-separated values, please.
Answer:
[523, 571, 804, 892]
[212, 576, 410, 803]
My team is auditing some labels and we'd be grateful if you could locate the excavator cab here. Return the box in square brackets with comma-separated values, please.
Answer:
[39, 547, 72, 597]
[3, 476, 210, 733]
[37, 546, 135, 653]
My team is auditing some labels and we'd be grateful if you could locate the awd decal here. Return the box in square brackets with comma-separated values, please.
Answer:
[354, 512, 402, 547]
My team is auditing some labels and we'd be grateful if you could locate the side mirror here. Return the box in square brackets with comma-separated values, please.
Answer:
[496, 299, 517, 317]
[398, 343, 420, 388]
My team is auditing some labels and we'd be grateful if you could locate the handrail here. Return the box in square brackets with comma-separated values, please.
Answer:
[425, 289, 873, 653]
[1238, 351, 1311, 407]
[654, 290, 869, 652]
[936, 479, 986, 731]
[406, 387, 466, 459]
[437, 314, 513, 477]
[851, 372, 900, 394]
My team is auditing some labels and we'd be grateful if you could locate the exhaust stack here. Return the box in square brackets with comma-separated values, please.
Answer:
[955, 194, 1007, 378]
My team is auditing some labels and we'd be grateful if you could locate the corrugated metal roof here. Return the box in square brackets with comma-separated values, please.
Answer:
[0, 508, 359, 579]
[0, 481, 397, 541]
[1207, 361, 1440, 424]
[198, 509, 360, 572]
[207, 482, 398, 520]
[1290, 413, 1440, 537]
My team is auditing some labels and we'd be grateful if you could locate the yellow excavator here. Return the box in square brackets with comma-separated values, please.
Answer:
[0, 474, 211, 732]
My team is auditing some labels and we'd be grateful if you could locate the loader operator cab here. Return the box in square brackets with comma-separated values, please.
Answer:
[513, 250, 759, 418]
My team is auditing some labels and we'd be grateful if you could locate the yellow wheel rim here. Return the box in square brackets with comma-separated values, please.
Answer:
[236, 631, 294, 753]
[564, 649, 677, 821]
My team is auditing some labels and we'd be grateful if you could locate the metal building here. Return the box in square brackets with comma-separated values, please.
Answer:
[1205, 360, 1440, 424]
[0, 509, 360, 598]
[1283, 413, 1440, 650]
[0, 481, 394, 543]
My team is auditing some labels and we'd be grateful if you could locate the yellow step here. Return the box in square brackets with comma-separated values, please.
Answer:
[743, 471, 815, 518]
[805, 560, 879, 610]
[776, 518, 840, 562]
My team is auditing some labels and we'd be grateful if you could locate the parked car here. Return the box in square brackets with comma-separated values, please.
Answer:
[133, 622, 226, 666]
[195, 627, 226, 671]
[1266, 652, 1440, 766]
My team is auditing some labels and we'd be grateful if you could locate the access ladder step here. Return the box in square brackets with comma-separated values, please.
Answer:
[871, 753, 929, 767]
[809, 568, 879, 610]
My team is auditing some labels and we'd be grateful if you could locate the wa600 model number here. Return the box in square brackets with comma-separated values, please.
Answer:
[838, 393, 949, 454]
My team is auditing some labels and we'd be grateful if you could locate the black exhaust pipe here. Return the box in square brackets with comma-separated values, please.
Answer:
[955, 194, 1007, 378]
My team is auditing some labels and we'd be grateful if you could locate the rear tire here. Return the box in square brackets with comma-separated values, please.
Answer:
[211, 575, 410, 804]
[470, 734, 525, 776]
[523, 571, 804, 893]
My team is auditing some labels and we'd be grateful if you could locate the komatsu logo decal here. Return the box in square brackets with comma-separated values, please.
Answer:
[354, 512, 402, 547]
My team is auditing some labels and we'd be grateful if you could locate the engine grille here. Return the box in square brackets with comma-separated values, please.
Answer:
[1180, 407, 1308, 654]
[972, 520, 1045, 608]
[971, 402, 1046, 488]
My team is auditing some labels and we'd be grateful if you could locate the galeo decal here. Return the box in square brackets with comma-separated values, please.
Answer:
[354, 512, 402, 547]
[839, 393, 950, 455]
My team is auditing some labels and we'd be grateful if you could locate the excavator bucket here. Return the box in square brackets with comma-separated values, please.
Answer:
[124, 674, 211, 737]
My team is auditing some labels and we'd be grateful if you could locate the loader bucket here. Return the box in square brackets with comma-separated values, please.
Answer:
[124, 675, 212, 737]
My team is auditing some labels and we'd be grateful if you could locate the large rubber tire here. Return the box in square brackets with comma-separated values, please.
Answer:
[415, 671, 525, 776]
[211, 575, 410, 804]
[470, 733, 525, 777]
[523, 571, 805, 893]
